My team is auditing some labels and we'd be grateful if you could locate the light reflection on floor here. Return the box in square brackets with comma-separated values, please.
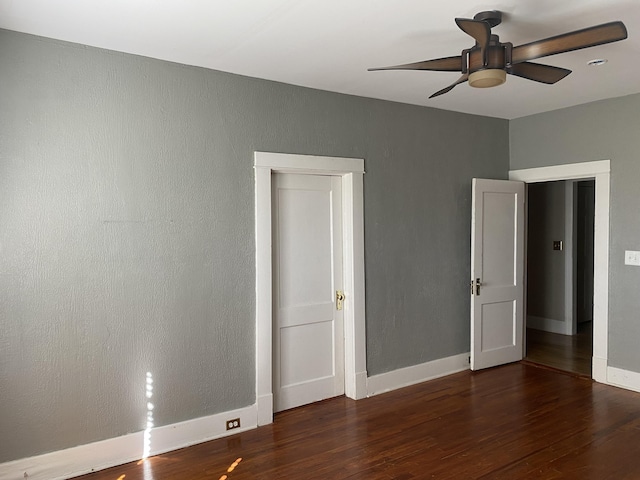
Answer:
[219, 457, 242, 479]
[109, 454, 243, 480]
[143, 458, 153, 480]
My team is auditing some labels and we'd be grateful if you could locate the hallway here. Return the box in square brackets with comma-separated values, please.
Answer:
[525, 322, 593, 376]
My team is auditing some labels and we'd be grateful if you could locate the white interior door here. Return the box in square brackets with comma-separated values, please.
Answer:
[471, 178, 525, 370]
[272, 173, 344, 412]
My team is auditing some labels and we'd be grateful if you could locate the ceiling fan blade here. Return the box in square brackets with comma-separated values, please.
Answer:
[368, 56, 462, 72]
[512, 21, 627, 64]
[508, 62, 572, 84]
[455, 18, 491, 64]
[429, 73, 469, 98]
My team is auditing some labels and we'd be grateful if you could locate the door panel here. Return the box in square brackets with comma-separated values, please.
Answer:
[471, 179, 525, 371]
[272, 173, 344, 412]
[277, 187, 333, 307]
[280, 322, 334, 385]
[481, 192, 517, 286]
[480, 301, 516, 350]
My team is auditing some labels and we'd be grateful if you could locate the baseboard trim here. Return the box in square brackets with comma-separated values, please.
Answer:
[527, 315, 570, 335]
[607, 366, 640, 393]
[0, 404, 257, 480]
[366, 353, 470, 397]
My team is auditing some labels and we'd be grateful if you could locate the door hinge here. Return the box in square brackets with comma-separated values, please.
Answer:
[470, 278, 482, 296]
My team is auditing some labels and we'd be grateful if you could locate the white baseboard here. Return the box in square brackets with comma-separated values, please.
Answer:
[366, 353, 470, 397]
[0, 404, 257, 480]
[607, 366, 640, 393]
[527, 315, 570, 335]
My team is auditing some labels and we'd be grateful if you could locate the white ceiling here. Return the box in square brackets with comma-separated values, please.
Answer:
[2, 0, 639, 119]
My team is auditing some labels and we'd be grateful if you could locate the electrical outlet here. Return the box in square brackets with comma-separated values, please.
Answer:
[625, 250, 640, 266]
[226, 418, 241, 430]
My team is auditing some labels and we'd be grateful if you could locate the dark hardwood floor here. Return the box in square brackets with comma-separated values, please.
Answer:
[525, 322, 593, 376]
[75, 363, 640, 480]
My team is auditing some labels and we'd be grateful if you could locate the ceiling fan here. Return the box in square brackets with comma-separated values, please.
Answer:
[369, 11, 628, 98]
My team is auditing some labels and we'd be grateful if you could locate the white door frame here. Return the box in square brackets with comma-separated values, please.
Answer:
[565, 180, 578, 336]
[254, 152, 367, 426]
[509, 160, 610, 382]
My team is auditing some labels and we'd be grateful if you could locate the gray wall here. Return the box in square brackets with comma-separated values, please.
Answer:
[511, 93, 640, 373]
[527, 181, 567, 327]
[0, 30, 509, 462]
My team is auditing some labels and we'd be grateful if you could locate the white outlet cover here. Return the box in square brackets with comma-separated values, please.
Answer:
[624, 250, 640, 266]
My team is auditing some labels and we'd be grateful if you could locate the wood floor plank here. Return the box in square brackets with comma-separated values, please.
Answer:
[73, 363, 640, 480]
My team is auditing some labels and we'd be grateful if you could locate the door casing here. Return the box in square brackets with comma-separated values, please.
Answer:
[254, 152, 367, 426]
[510, 160, 610, 382]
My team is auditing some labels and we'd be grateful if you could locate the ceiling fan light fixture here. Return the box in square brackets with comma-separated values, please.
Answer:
[468, 69, 506, 88]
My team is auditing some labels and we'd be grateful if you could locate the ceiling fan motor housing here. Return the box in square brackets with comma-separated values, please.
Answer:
[466, 38, 509, 88]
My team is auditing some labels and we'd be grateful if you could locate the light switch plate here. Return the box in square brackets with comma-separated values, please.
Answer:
[624, 250, 640, 266]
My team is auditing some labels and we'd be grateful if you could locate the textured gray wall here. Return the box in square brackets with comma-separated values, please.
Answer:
[511, 93, 640, 373]
[527, 182, 567, 325]
[0, 29, 509, 462]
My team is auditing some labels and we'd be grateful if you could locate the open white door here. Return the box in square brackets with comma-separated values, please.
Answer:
[471, 178, 525, 370]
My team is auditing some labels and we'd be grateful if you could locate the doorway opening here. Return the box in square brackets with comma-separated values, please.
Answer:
[524, 180, 594, 376]
[509, 160, 610, 383]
